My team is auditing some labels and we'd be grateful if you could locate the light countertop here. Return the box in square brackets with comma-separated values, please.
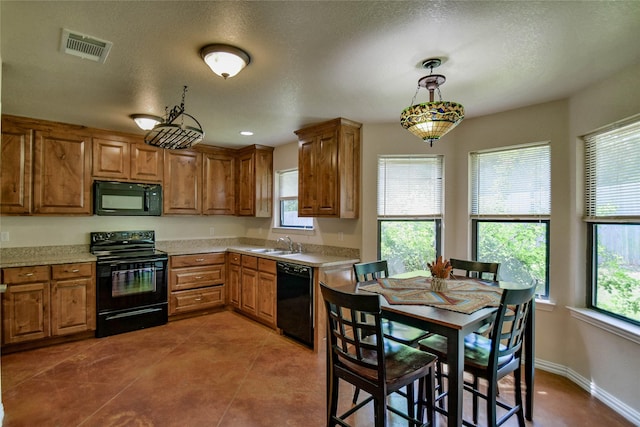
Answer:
[1, 242, 358, 269]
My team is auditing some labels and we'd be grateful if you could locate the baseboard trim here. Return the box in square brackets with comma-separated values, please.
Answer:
[534, 358, 640, 425]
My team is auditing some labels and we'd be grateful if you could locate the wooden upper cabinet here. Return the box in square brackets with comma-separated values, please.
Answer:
[295, 118, 361, 218]
[33, 129, 92, 215]
[92, 138, 130, 179]
[131, 143, 163, 182]
[236, 145, 273, 217]
[202, 147, 236, 215]
[92, 135, 163, 183]
[1, 121, 32, 214]
[163, 149, 202, 214]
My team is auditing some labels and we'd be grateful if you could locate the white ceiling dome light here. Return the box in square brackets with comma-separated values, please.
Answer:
[130, 114, 163, 131]
[200, 44, 251, 79]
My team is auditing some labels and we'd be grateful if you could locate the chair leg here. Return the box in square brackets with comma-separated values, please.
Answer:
[436, 360, 446, 409]
[352, 387, 360, 404]
[328, 374, 339, 427]
[514, 369, 526, 427]
[486, 379, 498, 427]
[406, 383, 415, 426]
[472, 375, 479, 424]
[417, 378, 425, 425]
[374, 395, 387, 427]
[425, 367, 436, 425]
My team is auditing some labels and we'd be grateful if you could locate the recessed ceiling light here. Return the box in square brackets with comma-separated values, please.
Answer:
[240, 131, 254, 136]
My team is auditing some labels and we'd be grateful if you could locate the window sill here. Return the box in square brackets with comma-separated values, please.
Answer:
[567, 306, 640, 345]
[272, 227, 316, 236]
[534, 298, 556, 312]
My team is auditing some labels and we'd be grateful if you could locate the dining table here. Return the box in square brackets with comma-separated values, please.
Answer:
[339, 270, 536, 427]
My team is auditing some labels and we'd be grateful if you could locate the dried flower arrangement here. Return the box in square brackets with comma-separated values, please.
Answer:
[428, 256, 452, 279]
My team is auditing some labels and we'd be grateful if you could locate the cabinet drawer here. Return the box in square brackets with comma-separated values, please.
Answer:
[228, 252, 241, 265]
[241, 255, 258, 269]
[170, 285, 225, 314]
[258, 258, 276, 274]
[2, 266, 50, 284]
[170, 253, 225, 268]
[171, 265, 225, 291]
[51, 262, 93, 279]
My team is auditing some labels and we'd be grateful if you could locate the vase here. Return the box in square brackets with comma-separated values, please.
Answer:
[431, 277, 449, 292]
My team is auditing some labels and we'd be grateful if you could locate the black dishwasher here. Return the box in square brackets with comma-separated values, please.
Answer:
[277, 262, 314, 348]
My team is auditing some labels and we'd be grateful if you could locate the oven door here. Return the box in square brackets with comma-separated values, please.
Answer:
[96, 257, 168, 313]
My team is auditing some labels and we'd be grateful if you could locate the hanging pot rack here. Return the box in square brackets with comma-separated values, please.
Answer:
[144, 86, 204, 150]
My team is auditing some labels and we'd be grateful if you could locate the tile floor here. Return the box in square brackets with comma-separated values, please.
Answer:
[0, 310, 633, 427]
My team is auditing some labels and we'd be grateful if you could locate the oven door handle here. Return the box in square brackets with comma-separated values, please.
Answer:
[99, 257, 168, 267]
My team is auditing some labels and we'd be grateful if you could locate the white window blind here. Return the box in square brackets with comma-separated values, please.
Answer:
[279, 169, 298, 199]
[584, 117, 640, 220]
[377, 156, 443, 217]
[471, 144, 550, 216]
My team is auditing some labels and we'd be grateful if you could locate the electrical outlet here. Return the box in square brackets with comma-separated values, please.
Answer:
[1, 231, 9, 242]
[209, 227, 215, 236]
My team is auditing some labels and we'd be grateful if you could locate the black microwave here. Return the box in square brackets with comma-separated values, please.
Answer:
[94, 181, 162, 216]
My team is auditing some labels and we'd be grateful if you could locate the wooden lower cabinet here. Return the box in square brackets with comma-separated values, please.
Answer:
[169, 253, 226, 315]
[228, 253, 241, 307]
[51, 263, 96, 336]
[240, 264, 258, 315]
[230, 254, 277, 328]
[1, 262, 96, 346]
[256, 258, 277, 327]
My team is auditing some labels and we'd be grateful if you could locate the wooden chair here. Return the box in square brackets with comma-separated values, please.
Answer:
[320, 282, 437, 427]
[352, 261, 433, 404]
[418, 284, 536, 426]
[353, 261, 432, 346]
[449, 258, 500, 281]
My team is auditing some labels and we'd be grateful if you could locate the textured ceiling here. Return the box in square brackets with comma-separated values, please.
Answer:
[2, 1, 640, 148]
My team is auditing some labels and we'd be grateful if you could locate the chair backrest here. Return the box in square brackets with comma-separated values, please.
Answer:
[353, 260, 389, 282]
[450, 258, 500, 281]
[488, 284, 536, 373]
[320, 282, 386, 383]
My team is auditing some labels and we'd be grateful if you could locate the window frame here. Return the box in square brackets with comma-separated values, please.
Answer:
[276, 169, 313, 230]
[377, 218, 443, 264]
[583, 115, 640, 325]
[470, 143, 551, 298]
[376, 155, 444, 275]
[587, 222, 640, 327]
[472, 218, 550, 297]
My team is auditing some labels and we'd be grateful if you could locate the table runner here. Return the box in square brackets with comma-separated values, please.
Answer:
[359, 277, 503, 314]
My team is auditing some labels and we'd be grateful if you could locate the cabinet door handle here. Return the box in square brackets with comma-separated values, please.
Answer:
[21, 273, 34, 277]
[195, 258, 205, 262]
[195, 276, 203, 280]
[194, 297, 202, 301]
[72, 269, 80, 273]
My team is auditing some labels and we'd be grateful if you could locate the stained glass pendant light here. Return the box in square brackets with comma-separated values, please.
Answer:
[400, 58, 464, 146]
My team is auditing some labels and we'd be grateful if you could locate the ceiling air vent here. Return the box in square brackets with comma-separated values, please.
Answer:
[60, 29, 113, 63]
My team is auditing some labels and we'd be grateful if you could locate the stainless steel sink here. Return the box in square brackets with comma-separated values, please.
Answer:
[249, 248, 295, 255]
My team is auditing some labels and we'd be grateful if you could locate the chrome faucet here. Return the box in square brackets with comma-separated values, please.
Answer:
[276, 236, 294, 252]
